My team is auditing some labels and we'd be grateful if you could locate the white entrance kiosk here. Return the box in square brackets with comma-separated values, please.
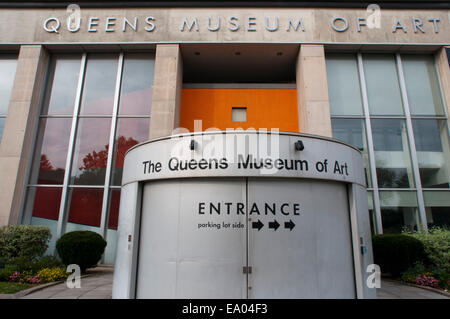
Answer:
[112, 131, 376, 299]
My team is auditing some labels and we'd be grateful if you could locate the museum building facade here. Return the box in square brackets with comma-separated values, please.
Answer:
[0, 1, 449, 264]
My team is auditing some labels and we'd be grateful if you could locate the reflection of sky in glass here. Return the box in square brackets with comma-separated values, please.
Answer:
[82, 95, 115, 115]
[45, 58, 80, 115]
[363, 54, 403, 116]
[79, 87, 151, 116]
[0, 58, 17, 115]
[326, 54, 363, 116]
[119, 54, 154, 115]
[116, 118, 149, 143]
[39, 118, 72, 170]
[403, 55, 444, 116]
[120, 87, 152, 115]
[80, 56, 118, 115]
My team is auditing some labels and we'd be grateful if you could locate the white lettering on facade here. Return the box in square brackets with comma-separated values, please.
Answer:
[43, 15, 444, 35]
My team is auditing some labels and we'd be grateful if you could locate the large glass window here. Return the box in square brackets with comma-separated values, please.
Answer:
[327, 52, 450, 234]
[412, 119, 450, 188]
[380, 191, 420, 233]
[79, 55, 118, 116]
[41, 56, 80, 115]
[119, 53, 154, 115]
[327, 53, 372, 188]
[70, 118, 112, 185]
[30, 118, 72, 185]
[423, 191, 450, 228]
[0, 55, 18, 141]
[372, 119, 415, 188]
[402, 55, 445, 116]
[363, 54, 404, 116]
[326, 54, 363, 116]
[23, 56, 81, 251]
[24, 53, 154, 262]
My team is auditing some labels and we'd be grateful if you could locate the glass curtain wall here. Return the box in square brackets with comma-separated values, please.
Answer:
[23, 53, 154, 263]
[327, 53, 449, 234]
[0, 55, 18, 142]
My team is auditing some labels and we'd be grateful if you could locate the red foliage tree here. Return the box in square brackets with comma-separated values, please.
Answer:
[79, 136, 139, 171]
[40, 154, 54, 171]
[114, 136, 139, 168]
[80, 148, 108, 170]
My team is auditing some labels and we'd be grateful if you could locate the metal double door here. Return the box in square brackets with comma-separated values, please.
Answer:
[136, 177, 355, 298]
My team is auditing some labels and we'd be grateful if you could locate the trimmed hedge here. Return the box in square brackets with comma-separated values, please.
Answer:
[404, 227, 450, 272]
[372, 234, 427, 277]
[56, 231, 107, 272]
[0, 225, 51, 263]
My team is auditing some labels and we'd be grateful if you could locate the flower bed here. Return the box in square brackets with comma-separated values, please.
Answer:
[6, 267, 68, 286]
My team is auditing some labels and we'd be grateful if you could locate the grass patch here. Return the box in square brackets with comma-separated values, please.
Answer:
[0, 281, 35, 294]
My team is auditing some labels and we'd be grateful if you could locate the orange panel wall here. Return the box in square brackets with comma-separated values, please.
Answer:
[180, 89, 299, 132]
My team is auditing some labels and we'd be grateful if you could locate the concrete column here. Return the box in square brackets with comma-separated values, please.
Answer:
[296, 45, 332, 137]
[0, 45, 49, 226]
[149, 44, 183, 139]
[435, 47, 450, 120]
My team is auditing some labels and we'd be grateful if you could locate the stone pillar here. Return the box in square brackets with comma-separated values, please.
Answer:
[435, 47, 450, 120]
[296, 44, 332, 137]
[149, 44, 183, 139]
[0, 45, 49, 226]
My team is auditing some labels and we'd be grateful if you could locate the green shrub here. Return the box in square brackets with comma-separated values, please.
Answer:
[56, 231, 107, 272]
[0, 255, 64, 282]
[34, 255, 64, 270]
[0, 265, 18, 281]
[0, 225, 51, 263]
[8, 256, 36, 273]
[431, 268, 450, 290]
[403, 227, 450, 272]
[3, 255, 63, 274]
[0, 257, 6, 270]
[372, 234, 427, 277]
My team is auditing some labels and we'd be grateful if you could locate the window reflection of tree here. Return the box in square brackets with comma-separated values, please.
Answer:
[382, 207, 419, 234]
[74, 135, 138, 185]
[38, 154, 65, 184]
[377, 168, 410, 188]
[376, 157, 410, 188]
[40, 154, 53, 171]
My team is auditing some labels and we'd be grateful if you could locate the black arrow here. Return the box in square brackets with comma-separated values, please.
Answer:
[268, 220, 280, 231]
[285, 220, 296, 231]
[252, 220, 264, 231]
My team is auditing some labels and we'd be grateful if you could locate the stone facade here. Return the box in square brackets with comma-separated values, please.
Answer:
[0, 5, 448, 231]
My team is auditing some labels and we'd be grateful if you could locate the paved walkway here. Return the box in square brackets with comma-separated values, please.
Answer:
[377, 278, 449, 299]
[20, 266, 113, 299]
[17, 268, 448, 299]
